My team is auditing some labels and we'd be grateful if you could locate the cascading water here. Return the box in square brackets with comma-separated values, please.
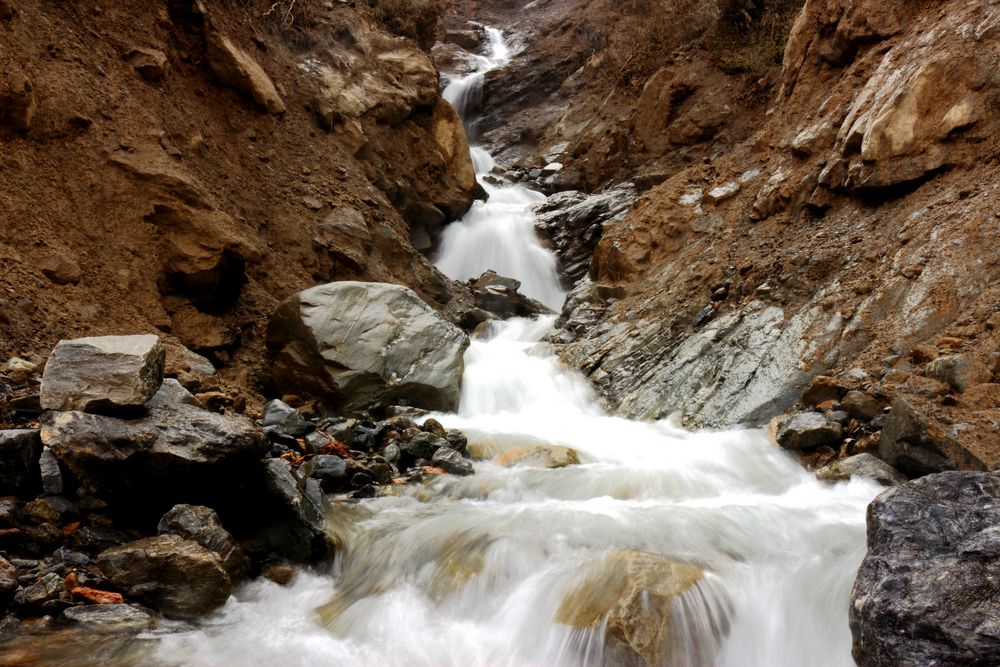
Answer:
[149, 28, 881, 667]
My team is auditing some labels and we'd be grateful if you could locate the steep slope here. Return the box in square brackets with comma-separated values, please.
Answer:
[0, 0, 478, 402]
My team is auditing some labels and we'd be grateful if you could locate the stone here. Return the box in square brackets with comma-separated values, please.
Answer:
[38, 253, 82, 285]
[69, 587, 124, 605]
[850, 472, 1000, 666]
[62, 604, 154, 633]
[923, 354, 991, 393]
[125, 48, 168, 80]
[0, 557, 16, 608]
[493, 445, 581, 469]
[0, 430, 40, 497]
[816, 454, 907, 486]
[431, 447, 474, 476]
[879, 396, 984, 477]
[401, 431, 447, 461]
[162, 340, 216, 378]
[775, 412, 843, 450]
[157, 504, 248, 582]
[1, 69, 36, 131]
[37, 447, 62, 495]
[259, 459, 332, 562]
[556, 551, 722, 667]
[469, 271, 553, 321]
[304, 455, 348, 491]
[266, 282, 468, 413]
[800, 375, 849, 407]
[841, 390, 883, 421]
[705, 181, 741, 204]
[97, 534, 232, 619]
[261, 399, 314, 439]
[40, 335, 166, 412]
[40, 379, 267, 520]
[205, 30, 285, 114]
[23, 572, 66, 610]
[314, 207, 371, 272]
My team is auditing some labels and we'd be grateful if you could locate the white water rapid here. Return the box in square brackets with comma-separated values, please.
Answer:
[150, 28, 882, 667]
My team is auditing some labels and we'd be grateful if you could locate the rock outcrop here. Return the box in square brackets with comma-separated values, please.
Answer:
[266, 282, 469, 412]
[851, 472, 1000, 666]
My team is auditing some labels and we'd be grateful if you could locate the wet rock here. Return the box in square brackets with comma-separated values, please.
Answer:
[923, 354, 991, 393]
[157, 504, 248, 582]
[775, 412, 843, 450]
[205, 30, 285, 114]
[125, 47, 167, 81]
[493, 445, 580, 469]
[259, 459, 332, 562]
[533, 183, 637, 285]
[97, 534, 232, 620]
[61, 604, 154, 633]
[40, 379, 267, 520]
[469, 271, 552, 320]
[445, 430, 468, 455]
[401, 431, 447, 461]
[0, 430, 41, 497]
[841, 390, 883, 421]
[40, 335, 165, 412]
[22, 572, 67, 610]
[261, 399, 314, 439]
[267, 282, 468, 413]
[850, 471, 1000, 666]
[556, 551, 721, 667]
[879, 396, 985, 477]
[431, 447, 473, 476]
[816, 454, 907, 486]
[303, 455, 348, 491]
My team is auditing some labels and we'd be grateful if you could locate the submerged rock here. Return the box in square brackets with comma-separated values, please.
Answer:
[40, 335, 165, 412]
[556, 551, 722, 667]
[97, 534, 232, 620]
[266, 282, 468, 413]
[815, 454, 906, 486]
[493, 445, 580, 469]
[61, 604, 154, 633]
[851, 471, 1000, 666]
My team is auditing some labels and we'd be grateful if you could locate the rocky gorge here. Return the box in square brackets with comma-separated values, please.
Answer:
[1, 0, 1000, 665]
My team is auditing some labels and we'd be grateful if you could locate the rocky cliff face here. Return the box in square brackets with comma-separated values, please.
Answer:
[446, 0, 999, 455]
[0, 0, 478, 403]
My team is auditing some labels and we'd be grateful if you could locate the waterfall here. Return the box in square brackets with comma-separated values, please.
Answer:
[152, 28, 882, 667]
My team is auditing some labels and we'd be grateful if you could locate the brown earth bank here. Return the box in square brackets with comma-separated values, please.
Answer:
[0, 0, 483, 412]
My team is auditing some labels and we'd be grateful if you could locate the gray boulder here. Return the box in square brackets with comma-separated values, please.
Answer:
[816, 454, 907, 486]
[40, 380, 267, 519]
[266, 282, 468, 412]
[62, 603, 154, 633]
[851, 471, 1000, 666]
[0, 429, 41, 496]
[775, 412, 843, 450]
[157, 504, 248, 582]
[97, 534, 232, 620]
[40, 334, 165, 412]
[259, 459, 332, 562]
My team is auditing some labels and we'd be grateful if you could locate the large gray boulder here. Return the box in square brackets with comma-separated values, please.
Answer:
[40, 334, 165, 412]
[97, 534, 232, 620]
[39, 380, 266, 520]
[266, 282, 468, 412]
[851, 472, 1000, 666]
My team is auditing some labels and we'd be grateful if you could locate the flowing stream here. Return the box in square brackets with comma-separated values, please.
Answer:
[150, 28, 881, 667]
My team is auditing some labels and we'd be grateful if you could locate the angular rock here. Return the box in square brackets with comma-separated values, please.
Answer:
[431, 447, 474, 476]
[261, 399, 314, 439]
[304, 455, 348, 491]
[62, 604, 154, 633]
[40, 380, 267, 521]
[0, 430, 41, 497]
[800, 375, 849, 407]
[259, 459, 332, 562]
[0, 557, 16, 609]
[40, 335, 166, 412]
[37, 447, 63, 495]
[125, 47, 167, 81]
[879, 395, 985, 477]
[97, 534, 232, 620]
[775, 412, 843, 450]
[493, 445, 580, 469]
[266, 282, 468, 413]
[469, 271, 552, 321]
[923, 354, 991, 393]
[205, 30, 285, 114]
[841, 390, 883, 421]
[38, 252, 82, 285]
[23, 572, 66, 610]
[816, 454, 907, 486]
[314, 207, 372, 272]
[851, 472, 1000, 666]
[401, 431, 447, 461]
[556, 551, 723, 667]
[157, 504, 248, 582]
